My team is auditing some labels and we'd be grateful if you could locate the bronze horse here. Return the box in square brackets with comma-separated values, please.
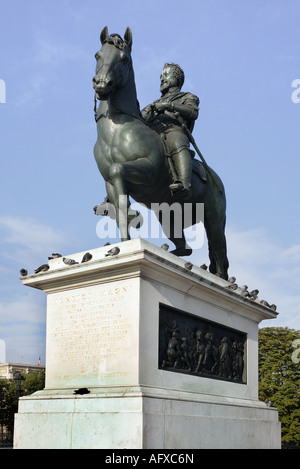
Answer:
[93, 27, 229, 279]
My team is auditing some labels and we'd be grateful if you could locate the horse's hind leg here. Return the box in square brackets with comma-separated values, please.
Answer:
[170, 232, 193, 257]
[157, 209, 192, 257]
[204, 208, 229, 280]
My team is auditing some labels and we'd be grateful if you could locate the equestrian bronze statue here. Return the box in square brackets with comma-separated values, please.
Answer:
[92, 27, 229, 279]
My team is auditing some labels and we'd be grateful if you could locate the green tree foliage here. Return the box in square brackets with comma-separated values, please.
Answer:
[258, 327, 300, 446]
[0, 370, 45, 441]
[0, 379, 19, 436]
[22, 370, 45, 396]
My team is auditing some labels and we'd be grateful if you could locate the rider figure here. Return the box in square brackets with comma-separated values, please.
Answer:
[142, 63, 199, 196]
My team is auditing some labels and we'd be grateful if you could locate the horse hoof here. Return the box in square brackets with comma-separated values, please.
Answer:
[170, 247, 192, 257]
[93, 202, 116, 219]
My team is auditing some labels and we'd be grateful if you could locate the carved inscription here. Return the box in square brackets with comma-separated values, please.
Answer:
[159, 304, 247, 383]
[47, 281, 136, 384]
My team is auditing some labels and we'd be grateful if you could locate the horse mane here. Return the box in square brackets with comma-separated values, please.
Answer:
[102, 34, 127, 51]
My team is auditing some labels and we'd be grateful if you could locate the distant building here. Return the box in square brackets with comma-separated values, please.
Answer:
[0, 363, 45, 380]
[0, 363, 45, 447]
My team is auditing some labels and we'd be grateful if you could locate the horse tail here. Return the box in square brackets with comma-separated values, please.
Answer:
[202, 165, 229, 280]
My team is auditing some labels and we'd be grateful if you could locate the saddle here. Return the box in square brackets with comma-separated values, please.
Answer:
[192, 159, 208, 183]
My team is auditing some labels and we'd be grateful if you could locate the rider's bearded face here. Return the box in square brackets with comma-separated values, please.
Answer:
[160, 66, 178, 95]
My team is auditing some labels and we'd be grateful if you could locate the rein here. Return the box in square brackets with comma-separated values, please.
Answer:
[94, 95, 144, 124]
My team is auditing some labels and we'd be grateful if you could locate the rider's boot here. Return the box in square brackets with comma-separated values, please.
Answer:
[169, 149, 192, 198]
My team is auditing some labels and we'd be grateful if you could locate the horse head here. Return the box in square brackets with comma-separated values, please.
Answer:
[93, 26, 133, 100]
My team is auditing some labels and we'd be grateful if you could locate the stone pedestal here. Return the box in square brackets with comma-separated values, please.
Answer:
[14, 239, 281, 449]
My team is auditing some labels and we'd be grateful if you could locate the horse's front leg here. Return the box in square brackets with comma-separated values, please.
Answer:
[109, 163, 131, 241]
[109, 159, 153, 240]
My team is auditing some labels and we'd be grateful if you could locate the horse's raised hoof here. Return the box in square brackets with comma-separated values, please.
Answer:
[93, 202, 116, 219]
[170, 247, 192, 257]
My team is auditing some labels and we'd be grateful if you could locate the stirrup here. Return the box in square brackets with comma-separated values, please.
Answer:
[169, 180, 191, 195]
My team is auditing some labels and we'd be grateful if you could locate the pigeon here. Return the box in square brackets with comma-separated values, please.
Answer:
[184, 261, 193, 270]
[241, 290, 251, 298]
[265, 399, 273, 407]
[81, 252, 93, 263]
[249, 289, 259, 300]
[228, 276, 236, 284]
[104, 242, 111, 246]
[34, 264, 50, 274]
[52, 253, 62, 258]
[161, 243, 169, 251]
[260, 300, 271, 308]
[240, 285, 251, 297]
[63, 257, 79, 265]
[270, 304, 277, 311]
[200, 264, 207, 270]
[20, 268, 28, 277]
[105, 247, 120, 257]
[227, 283, 238, 290]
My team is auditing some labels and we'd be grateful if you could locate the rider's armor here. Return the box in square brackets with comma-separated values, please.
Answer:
[142, 91, 199, 195]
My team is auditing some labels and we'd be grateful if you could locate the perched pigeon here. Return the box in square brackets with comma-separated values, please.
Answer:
[20, 268, 28, 277]
[260, 300, 271, 308]
[227, 283, 238, 290]
[228, 276, 236, 284]
[200, 264, 207, 270]
[239, 285, 251, 297]
[161, 243, 169, 251]
[184, 261, 193, 270]
[81, 252, 93, 263]
[34, 264, 50, 274]
[63, 257, 78, 265]
[249, 289, 259, 300]
[52, 253, 62, 258]
[241, 290, 251, 298]
[105, 247, 120, 257]
[270, 304, 277, 311]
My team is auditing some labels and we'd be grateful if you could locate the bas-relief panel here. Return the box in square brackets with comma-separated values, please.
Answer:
[46, 279, 138, 386]
[159, 304, 247, 383]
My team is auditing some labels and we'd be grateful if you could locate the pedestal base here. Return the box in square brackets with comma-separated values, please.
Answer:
[14, 386, 280, 449]
[14, 239, 281, 449]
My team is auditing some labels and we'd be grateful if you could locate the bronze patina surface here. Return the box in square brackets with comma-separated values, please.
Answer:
[93, 27, 229, 279]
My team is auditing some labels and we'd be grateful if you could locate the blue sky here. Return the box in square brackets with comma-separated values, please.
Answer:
[0, 0, 299, 365]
